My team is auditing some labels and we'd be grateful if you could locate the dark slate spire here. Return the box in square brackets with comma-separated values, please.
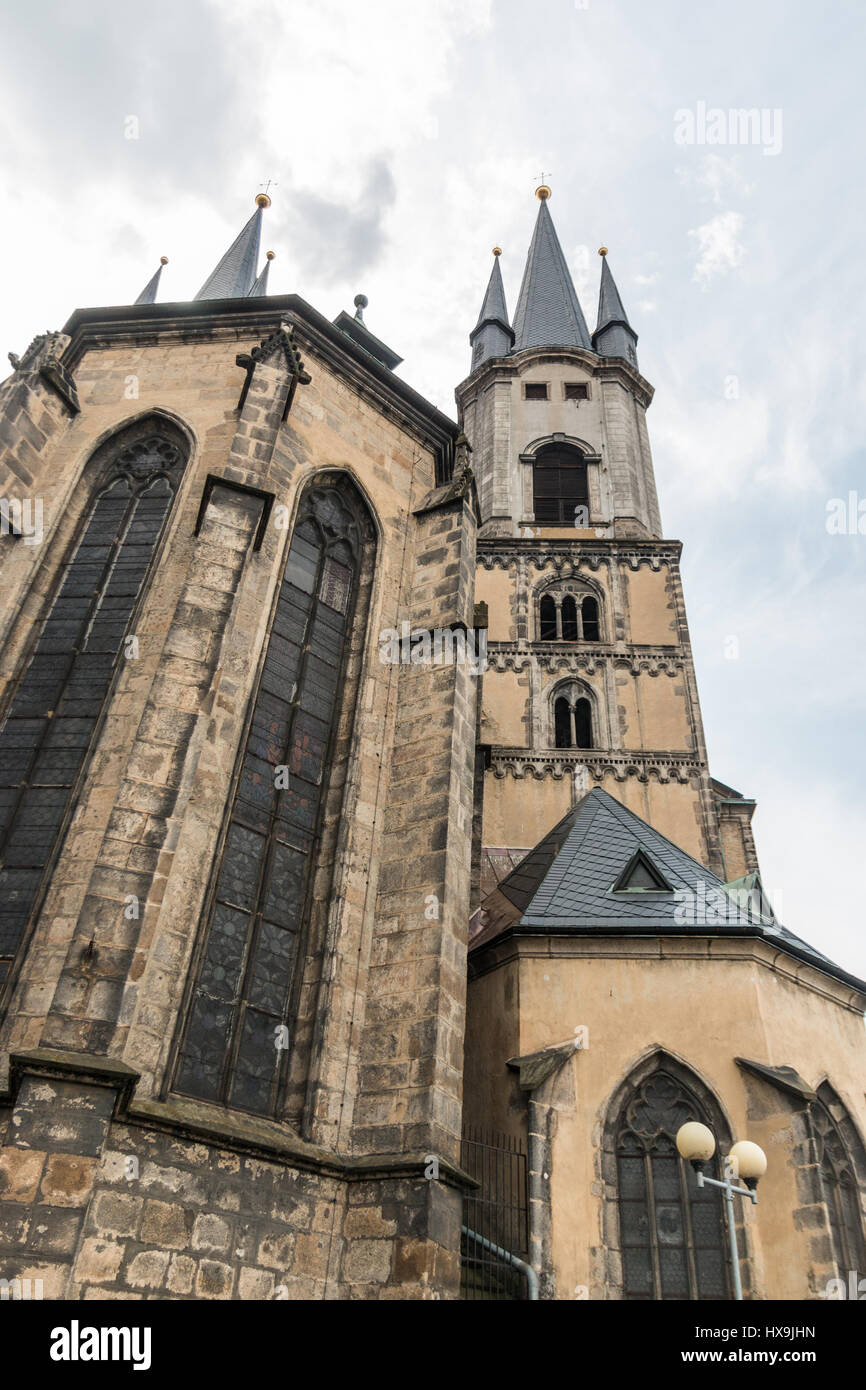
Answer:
[592, 248, 639, 369]
[249, 250, 275, 298]
[512, 188, 592, 352]
[469, 247, 514, 369]
[134, 256, 168, 305]
[194, 194, 269, 301]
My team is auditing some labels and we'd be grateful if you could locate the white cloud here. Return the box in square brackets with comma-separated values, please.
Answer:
[688, 210, 745, 287]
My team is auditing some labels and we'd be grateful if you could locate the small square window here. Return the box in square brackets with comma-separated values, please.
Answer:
[564, 382, 589, 401]
[524, 383, 549, 401]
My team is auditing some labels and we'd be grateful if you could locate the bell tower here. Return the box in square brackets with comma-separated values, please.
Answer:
[459, 186, 758, 888]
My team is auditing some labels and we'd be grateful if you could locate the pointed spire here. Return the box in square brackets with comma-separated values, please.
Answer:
[593, 248, 639, 369]
[512, 188, 592, 352]
[469, 248, 514, 370]
[134, 256, 168, 306]
[249, 250, 275, 298]
[194, 194, 270, 301]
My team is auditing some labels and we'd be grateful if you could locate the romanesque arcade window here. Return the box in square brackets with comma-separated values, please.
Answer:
[174, 476, 375, 1118]
[537, 588, 601, 642]
[0, 419, 188, 990]
[616, 1071, 731, 1300]
[532, 443, 588, 524]
[553, 686, 593, 749]
[811, 1092, 866, 1277]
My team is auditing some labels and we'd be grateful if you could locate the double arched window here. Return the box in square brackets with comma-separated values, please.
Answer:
[811, 1087, 866, 1277]
[175, 474, 375, 1118]
[552, 684, 593, 749]
[532, 443, 588, 525]
[614, 1068, 732, 1300]
[0, 417, 188, 991]
[538, 589, 601, 642]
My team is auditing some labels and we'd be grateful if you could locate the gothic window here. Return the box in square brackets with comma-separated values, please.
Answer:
[616, 1071, 731, 1300]
[811, 1095, 866, 1277]
[552, 687, 593, 749]
[536, 586, 602, 643]
[539, 595, 557, 642]
[532, 443, 588, 524]
[0, 421, 187, 990]
[174, 476, 375, 1119]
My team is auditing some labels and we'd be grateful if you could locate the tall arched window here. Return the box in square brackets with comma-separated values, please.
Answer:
[175, 475, 375, 1118]
[539, 594, 557, 641]
[582, 596, 600, 641]
[552, 686, 593, 749]
[532, 443, 588, 524]
[561, 595, 579, 642]
[811, 1088, 866, 1277]
[616, 1070, 731, 1300]
[0, 419, 188, 988]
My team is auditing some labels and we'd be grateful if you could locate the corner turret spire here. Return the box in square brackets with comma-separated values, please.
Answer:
[592, 248, 638, 369]
[194, 194, 270, 301]
[249, 250, 275, 298]
[134, 257, 168, 305]
[469, 247, 514, 370]
[512, 187, 592, 352]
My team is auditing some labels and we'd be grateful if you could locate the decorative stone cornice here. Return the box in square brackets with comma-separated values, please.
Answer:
[477, 538, 682, 573]
[488, 642, 684, 677]
[456, 344, 654, 410]
[489, 748, 704, 784]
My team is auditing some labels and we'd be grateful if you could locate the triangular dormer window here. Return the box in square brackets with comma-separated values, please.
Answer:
[611, 848, 673, 893]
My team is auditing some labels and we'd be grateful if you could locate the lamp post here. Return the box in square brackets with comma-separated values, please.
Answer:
[675, 1122, 767, 1302]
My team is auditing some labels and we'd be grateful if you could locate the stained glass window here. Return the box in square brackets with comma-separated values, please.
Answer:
[811, 1099, 866, 1278]
[0, 425, 186, 990]
[616, 1071, 731, 1300]
[175, 478, 373, 1117]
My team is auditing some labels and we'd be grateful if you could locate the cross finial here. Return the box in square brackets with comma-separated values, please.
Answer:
[260, 179, 278, 198]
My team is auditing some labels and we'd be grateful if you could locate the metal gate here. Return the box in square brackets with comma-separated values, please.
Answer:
[460, 1125, 529, 1300]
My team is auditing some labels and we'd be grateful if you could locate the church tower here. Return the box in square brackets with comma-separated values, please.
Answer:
[461, 184, 756, 889]
[460, 189, 866, 1304]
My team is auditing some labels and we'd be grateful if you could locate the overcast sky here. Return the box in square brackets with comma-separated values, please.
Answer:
[1, 0, 864, 977]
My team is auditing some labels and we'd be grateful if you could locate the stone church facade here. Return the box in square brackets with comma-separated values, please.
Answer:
[0, 189, 862, 1300]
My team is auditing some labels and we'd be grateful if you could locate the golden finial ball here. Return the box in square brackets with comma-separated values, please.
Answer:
[266, 250, 275, 260]
[493, 246, 502, 257]
[598, 246, 608, 257]
[255, 193, 271, 208]
[159, 256, 169, 265]
[536, 184, 552, 201]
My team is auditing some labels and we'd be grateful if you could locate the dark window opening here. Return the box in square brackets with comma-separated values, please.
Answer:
[554, 697, 572, 749]
[561, 596, 579, 642]
[539, 595, 557, 642]
[574, 697, 592, 749]
[553, 693, 593, 749]
[175, 479, 374, 1119]
[564, 382, 589, 401]
[524, 382, 548, 401]
[582, 596, 600, 641]
[533, 444, 589, 525]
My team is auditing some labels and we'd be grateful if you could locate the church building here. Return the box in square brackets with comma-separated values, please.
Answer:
[0, 185, 863, 1300]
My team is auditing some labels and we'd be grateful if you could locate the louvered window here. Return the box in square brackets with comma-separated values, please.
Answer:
[532, 444, 589, 524]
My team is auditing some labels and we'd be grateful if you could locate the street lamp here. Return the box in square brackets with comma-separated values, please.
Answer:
[676, 1123, 767, 1302]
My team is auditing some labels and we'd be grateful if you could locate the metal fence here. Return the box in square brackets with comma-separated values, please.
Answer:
[460, 1125, 529, 1300]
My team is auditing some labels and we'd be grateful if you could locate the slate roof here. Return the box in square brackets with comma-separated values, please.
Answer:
[474, 253, 510, 333]
[595, 254, 632, 335]
[512, 198, 592, 352]
[194, 204, 264, 300]
[134, 261, 166, 306]
[470, 788, 865, 992]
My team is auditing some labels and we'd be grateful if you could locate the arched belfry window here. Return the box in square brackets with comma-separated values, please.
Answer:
[811, 1087, 866, 1277]
[552, 684, 594, 749]
[615, 1069, 731, 1300]
[0, 419, 189, 987]
[175, 475, 376, 1118]
[536, 585, 602, 643]
[532, 443, 588, 525]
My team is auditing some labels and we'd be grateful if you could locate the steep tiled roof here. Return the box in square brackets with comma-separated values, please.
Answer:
[512, 198, 592, 352]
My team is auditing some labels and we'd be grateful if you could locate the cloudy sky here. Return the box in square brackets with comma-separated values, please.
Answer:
[1, 0, 864, 976]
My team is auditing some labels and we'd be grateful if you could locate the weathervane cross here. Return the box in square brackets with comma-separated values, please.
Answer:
[260, 179, 278, 197]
